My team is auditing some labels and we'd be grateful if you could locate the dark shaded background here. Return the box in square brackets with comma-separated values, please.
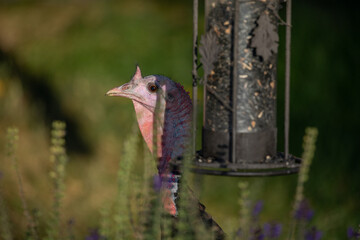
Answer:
[0, 0, 359, 239]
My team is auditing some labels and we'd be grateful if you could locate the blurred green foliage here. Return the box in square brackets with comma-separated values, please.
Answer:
[0, 0, 359, 239]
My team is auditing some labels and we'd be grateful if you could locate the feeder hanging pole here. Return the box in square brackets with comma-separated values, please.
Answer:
[232, 0, 240, 164]
[192, 0, 199, 156]
[285, 0, 292, 160]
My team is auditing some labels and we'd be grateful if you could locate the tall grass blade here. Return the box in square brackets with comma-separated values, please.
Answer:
[140, 141, 159, 240]
[142, 88, 163, 240]
[113, 124, 139, 239]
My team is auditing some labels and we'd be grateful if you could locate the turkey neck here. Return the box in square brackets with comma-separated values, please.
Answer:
[132, 96, 192, 175]
[159, 97, 192, 175]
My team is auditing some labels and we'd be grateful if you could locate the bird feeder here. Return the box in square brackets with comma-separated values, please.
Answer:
[191, 0, 301, 176]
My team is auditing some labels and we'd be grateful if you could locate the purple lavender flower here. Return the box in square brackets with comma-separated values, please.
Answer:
[256, 233, 265, 240]
[252, 201, 264, 219]
[305, 227, 322, 240]
[153, 175, 162, 192]
[236, 228, 242, 237]
[347, 227, 360, 239]
[263, 222, 282, 239]
[85, 229, 104, 240]
[251, 227, 264, 240]
[294, 199, 314, 221]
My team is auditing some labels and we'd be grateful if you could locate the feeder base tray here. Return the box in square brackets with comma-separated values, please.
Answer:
[191, 152, 301, 177]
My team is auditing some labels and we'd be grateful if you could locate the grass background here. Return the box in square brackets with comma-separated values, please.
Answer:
[0, 0, 359, 239]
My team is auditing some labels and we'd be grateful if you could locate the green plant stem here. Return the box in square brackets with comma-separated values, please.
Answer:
[7, 128, 38, 240]
[47, 121, 68, 240]
[289, 127, 318, 240]
[238, 181, 250, 240]
[0, 185, 13, 240]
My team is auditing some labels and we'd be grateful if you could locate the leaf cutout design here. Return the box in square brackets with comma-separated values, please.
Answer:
[251, 12, 279, 62]
[199, 30, 220, 78]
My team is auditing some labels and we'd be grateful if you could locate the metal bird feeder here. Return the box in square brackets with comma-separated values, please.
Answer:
[190, 0, 301, 176]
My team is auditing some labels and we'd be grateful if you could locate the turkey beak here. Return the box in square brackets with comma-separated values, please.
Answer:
[106, 83, 133, 97]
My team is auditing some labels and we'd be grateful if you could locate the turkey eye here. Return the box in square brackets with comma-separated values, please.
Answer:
[148, 83, 158, 92]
